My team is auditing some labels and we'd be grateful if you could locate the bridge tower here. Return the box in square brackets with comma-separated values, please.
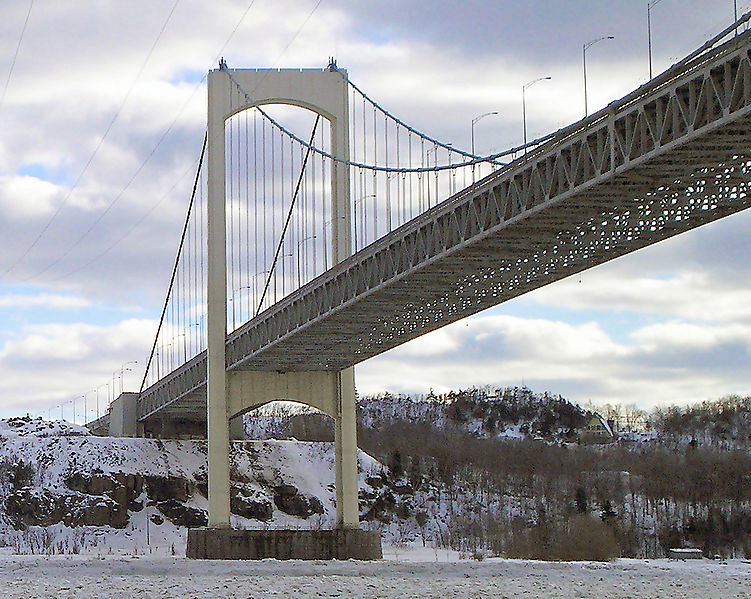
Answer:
[206, 65, 359, 529]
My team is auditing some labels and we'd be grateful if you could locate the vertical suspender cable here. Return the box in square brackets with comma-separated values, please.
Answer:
[138, 133, 207, 394]
[253, 110, 258, 312]
[280, 129, 286, 296]
[321, 127, 328, 271]
[228, 116, 236, 330]
[244, 109, 250, 324]
[311, 124, 317, 277]
[256, 115, 321, 316]
[262, 117, 267, 312]
[372, 105, 378, 239]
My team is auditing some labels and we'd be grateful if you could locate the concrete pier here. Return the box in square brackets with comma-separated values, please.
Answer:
[186, 528, 382, 560]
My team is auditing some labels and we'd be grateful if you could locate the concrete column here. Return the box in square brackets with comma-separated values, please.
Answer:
[229, 413, 246, 440]
[335, 367, 359, 528]
[206, 69, 231, 528]
[329, 69, 351, 264]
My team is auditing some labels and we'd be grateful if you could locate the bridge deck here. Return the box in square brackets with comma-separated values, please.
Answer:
[139, 29, 751, 421]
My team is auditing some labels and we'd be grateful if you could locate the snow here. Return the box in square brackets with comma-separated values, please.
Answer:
[0, 417, 394, 556]
[0, 553, 746, 598]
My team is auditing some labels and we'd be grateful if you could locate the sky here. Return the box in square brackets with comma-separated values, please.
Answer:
[0, 0, 750, 420]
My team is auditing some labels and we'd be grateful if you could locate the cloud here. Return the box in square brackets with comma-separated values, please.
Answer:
[356, 312, 751, 409]
[0, 319, 157, 417]
[531, 270, 751, 323]
[0, 175, 63, 220]
[0, 293, 90, 310]
[0, 0, 747, 418]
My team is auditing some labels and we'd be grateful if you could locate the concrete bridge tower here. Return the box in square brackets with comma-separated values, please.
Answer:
[204, 64, 361, 533]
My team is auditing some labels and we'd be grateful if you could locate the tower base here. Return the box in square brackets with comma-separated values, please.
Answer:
[186, 528, 382, 560]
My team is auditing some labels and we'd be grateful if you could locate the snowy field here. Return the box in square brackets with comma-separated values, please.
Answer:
[0, 549, 748, 598]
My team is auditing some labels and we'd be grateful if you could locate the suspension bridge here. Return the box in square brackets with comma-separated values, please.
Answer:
[87, 16, 751, 541]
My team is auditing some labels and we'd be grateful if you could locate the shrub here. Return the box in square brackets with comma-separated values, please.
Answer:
[505, 515, 619, 561]
[554, 515, 620, 561]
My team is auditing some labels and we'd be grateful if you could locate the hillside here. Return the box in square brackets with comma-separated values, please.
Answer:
[3, 390, 751, 560]
[245, 386, 590, 443]
[0, 416, 384, 555]
[649, 395, 751, 450]
[244, 389, 751, 559]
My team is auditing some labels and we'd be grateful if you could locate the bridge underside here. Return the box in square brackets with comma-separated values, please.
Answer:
[139, 32, 751, 424]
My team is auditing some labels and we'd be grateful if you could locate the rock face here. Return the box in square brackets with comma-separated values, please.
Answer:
[273, 485, 324, 518]
[6, 467, 329, 530]
[154, 499, 207, 528]
[4, 471, 200, 531]
[5, 487, 129, 530]
[0, 428, 385, 540]
[231, 487, 274, 522]
[64, 472, 143, 510]
[144, 476, 192, 503]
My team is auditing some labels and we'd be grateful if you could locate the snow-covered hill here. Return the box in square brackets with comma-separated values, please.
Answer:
[244, 386, 590, 443]
[0, 416, 384, 555]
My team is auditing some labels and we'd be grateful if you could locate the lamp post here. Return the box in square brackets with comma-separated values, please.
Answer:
[95, 383, 109, 419]
[583, 36, 614, 116]
[252, 270, 271, 301]
[648, 0, 666, 80]
[471, 111, 499, 182]
[229, 286, 253, 329]
[353, 195, 375, 251]
[297, 234, 318, 286]
[112, 360, 138, 398]
[523, 77, 551, 155]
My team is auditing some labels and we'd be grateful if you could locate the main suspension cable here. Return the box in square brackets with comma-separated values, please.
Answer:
[222, 66, 535, 173]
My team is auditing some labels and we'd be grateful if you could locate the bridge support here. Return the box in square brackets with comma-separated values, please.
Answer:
[226, 368, 360, 528]
[206, 64, 355, 534]
[334, 367, 359, 528]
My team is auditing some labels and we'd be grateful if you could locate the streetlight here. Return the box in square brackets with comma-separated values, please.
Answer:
[583, 36, 614, 116]
[297, 234, 317, 285]
[471, 111, 499, 182]
[648, 0, 667, 80]
[229, 286, 253, 328]
[522, 77, 551, 155]
[114, 360, 138, 397]
[471, 112, 499, 156]
[84, 390, 93, 424]
[252, 270, 271, 300]
[95, 383, 110, 419]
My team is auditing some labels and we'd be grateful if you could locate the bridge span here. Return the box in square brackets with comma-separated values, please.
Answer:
[137, 26, 751, 427]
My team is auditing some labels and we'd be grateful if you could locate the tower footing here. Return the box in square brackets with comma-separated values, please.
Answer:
[186, 528, 382, 560]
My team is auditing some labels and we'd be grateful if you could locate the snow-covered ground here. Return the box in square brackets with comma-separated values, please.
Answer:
[0, 551, 747, 598]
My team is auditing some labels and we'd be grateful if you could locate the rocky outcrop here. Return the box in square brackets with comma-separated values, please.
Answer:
[155, 499, 207, 527]
[64, 471, 143, 511]
[144, 476, 192, 503]
[230, 487, 273, 522]
[273, 484, 324, 518]
[5, 487, 129, 530]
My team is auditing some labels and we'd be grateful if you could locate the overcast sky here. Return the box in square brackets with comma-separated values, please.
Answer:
[0, 0, 749, 420]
